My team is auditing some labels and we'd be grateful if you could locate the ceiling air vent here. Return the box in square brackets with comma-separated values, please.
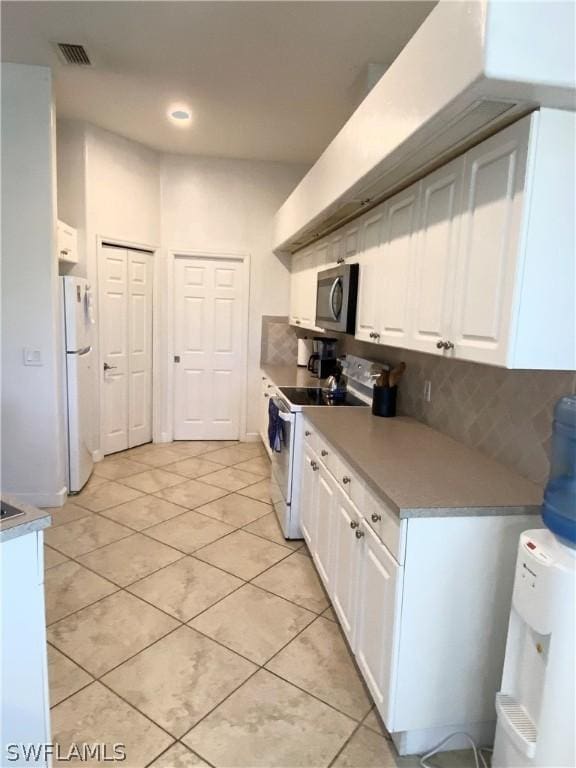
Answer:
[55, 43, 91, 66]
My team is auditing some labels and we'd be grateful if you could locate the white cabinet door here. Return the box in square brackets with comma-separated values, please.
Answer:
[301, 250, 319, 329]
[331, 488, 363, 646]
[356, 208, 385, 342]
[410, 158, 463, 354]
[300, 445, 319, 548]
[290, 250, 317, 330]
[378, 183, 420, 347]
[355, 521, 402, 726]
[450, 118, 530, 365]
[313, 461, 336, 589]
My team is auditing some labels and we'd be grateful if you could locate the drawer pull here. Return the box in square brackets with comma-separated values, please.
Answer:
[321, 449, 328, 457]
[305, 431, 312, 437]
[342, 476, 351, 485]
[350, 520, 359, 529]
[371, 513, 381, 523]
[355, 529, 365, 539]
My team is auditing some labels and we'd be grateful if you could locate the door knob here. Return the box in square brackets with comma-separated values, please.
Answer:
[103, 362, 117, 371]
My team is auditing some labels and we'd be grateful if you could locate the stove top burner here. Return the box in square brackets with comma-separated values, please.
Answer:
[278, 387, 367, 407]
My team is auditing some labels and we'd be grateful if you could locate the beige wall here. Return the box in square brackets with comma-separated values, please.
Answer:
[57, 119, 308, 450]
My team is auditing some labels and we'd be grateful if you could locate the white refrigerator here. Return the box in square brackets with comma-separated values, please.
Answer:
[63, 276, 94, 492]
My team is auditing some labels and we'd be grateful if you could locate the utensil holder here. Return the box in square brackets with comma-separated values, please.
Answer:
[372, 385, 397, 417]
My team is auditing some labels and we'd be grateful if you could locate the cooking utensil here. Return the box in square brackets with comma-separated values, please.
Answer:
[389, 362, 406, 387]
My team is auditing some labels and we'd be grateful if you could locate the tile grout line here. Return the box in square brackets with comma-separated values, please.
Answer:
[49, 441, 380, 765]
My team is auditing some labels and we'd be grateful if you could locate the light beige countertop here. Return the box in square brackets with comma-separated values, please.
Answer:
[303, 409, 543, 518]
[0, 495, 51, 543]
[261, 364, 324, 389]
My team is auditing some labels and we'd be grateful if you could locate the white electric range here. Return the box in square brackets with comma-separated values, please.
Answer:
[268, 356, 378, 539]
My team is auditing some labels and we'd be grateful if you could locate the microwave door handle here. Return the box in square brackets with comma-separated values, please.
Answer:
[329, 277, 341, 321]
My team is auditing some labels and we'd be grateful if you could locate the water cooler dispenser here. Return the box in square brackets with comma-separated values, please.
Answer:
[493, 396, 576, 768]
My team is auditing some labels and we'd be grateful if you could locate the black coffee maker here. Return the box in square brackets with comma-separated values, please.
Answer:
[307, 337, 338, 379]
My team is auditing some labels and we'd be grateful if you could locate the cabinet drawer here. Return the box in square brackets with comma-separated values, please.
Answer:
[362, 486, 404, 564]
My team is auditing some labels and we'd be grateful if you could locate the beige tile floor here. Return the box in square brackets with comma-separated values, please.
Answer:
[45, 439, 479, 768]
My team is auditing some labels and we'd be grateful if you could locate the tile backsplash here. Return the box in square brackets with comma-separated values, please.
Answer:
[261, 317, 298, 366]
[342, 337, 576, 487]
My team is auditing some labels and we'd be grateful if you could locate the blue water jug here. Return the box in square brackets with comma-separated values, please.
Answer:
[542, 395, 576, 547]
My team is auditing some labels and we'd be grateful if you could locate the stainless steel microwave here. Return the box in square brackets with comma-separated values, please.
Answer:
[315, 263, 359, 334]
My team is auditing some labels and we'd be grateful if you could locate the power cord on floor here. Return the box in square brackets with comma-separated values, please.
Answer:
[419, 731, 492, 768]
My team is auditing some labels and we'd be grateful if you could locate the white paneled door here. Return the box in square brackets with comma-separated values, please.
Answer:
[100, 245, 153, 455]
[173, 256, 245, 440]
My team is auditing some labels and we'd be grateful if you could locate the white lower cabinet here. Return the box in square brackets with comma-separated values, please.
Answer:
[1, 531, 50, 766]
[300, 419, 538, 755]
[330, 489, 362, 644]
[354, 520, 402, 725]
[313, 461, 336, 589]
[299, 444, 318, 547]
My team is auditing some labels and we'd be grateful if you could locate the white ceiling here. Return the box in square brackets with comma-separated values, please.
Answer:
[2, 1, 435, 163]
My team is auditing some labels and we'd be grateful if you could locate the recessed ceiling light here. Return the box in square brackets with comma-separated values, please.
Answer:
[168, 105, 192, 125]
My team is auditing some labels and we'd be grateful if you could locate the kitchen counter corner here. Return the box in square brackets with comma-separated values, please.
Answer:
[0, 495, 52, 543]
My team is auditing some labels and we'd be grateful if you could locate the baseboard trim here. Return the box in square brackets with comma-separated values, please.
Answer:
[6, 486, 67, 509]
[242, 432, 261, 443]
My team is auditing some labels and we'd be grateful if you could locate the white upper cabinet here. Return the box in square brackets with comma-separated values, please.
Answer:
[377, 183, 421, 347]
[291, 110, 575, 369]
[57, 220, 78, 264]
[289, 248, 318, 330]
[356, 208, 385, 342]
[409, 158, 463, 354]
[450, 118, 529, 366]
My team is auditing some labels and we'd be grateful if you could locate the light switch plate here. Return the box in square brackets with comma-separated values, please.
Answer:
[23, 347, 43, 366]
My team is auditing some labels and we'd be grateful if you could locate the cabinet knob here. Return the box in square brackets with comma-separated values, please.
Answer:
[371, 513, 381, 523]
[311, 461, 319, 472]
[444, 340, 454, 350]
[262, 376, 266, 380]
[369, 332, 375, 339]
[350, 520, 359, 529]
[355, 529, 365, 539]
[342, 476, 351, 485]
[336, 258, 345, 265]
[296, 320, 301, 325]
[321, 449, 328, 457]
[436, 340, 445, 349]
[305, 430, 312, 437]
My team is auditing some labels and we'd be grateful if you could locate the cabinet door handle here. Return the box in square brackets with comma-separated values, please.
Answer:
[321, 450, 328, 457]
[311, 461, 319, 472]
[355, 529, 365, 539]
[305, 430, 312, 437]
[371, 513, 381, 523]
[103, 362, 117, 371]
[342, 476, 351, 485]
[350, 520, 359, 529]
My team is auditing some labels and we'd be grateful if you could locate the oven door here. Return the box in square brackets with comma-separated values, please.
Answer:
[269, 396, 295, 504]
